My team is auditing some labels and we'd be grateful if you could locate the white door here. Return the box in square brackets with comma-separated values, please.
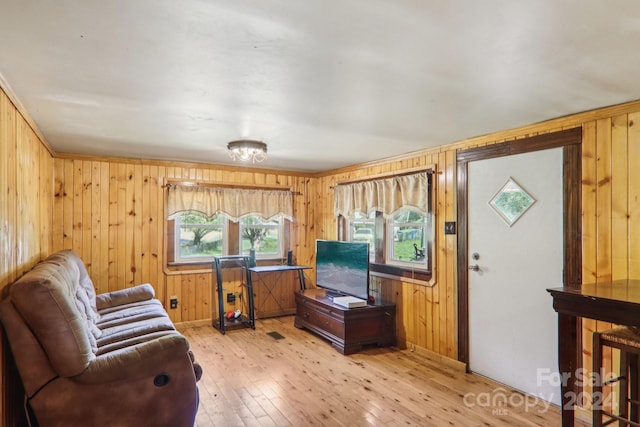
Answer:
[468, 147, 563, 405]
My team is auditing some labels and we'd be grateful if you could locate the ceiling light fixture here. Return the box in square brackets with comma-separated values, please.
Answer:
[227, 139, 268, 163]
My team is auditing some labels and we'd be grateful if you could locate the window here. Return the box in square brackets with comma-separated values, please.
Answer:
[174, 212, 225, 262]
[349, 212, 375, 261]
[335, 170, 434, 283]
[387, 209, 430, 268]
[166, 183, 293, 267]
[240, 215, 283, 259]
[169, 211, 287, 265]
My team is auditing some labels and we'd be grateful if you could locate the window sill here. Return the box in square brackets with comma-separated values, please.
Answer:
[166, 257, 287, 274]
[369, 263, 433, 286]
[165, 262, 214, 275]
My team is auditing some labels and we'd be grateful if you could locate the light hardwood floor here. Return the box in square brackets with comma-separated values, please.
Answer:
[181, 317, 586, 427]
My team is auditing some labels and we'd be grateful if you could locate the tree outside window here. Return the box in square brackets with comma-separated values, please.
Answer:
[175, 212, 225, 261]
[240, 215, 282, 258]
[336, 171, 433, 281]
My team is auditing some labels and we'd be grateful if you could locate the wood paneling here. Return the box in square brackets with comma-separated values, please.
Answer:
[317, 108, 640, 367]
[0, 90, 17, 288]
[4, 74, 640, 424]
[0, 87, 54, 427]
[251, 270, 301, 318]
[317, 150, 459, 358]
[578, 113, 640, 412]
[630, 113, 640, 278]
[50, 159, 316, 324]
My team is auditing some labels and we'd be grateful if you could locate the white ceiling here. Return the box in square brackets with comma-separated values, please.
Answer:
[1, 1, 640, 173]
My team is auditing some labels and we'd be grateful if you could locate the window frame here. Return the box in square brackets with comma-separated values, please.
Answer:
[165, 180, 294, 270]
[385, 208, 431, 269]
[348, 212, 376, 262]
[166, 212, 291, 269]
[338, 169, 435, 285]
[173, 212, 227, 263]
[238, 215, 285, 259]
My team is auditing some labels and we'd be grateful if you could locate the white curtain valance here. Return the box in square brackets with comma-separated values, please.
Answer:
[167, 185, 293, 221]
[334, 172, 430, 219]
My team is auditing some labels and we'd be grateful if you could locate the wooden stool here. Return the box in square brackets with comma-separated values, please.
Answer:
[593, 327, 640, 427]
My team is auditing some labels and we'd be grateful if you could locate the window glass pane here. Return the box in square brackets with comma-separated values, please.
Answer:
[177, 212, 224, 259]
[349, 212, 375, 261]
[240, 215, 282, 257]
[390, 210, 428, 263]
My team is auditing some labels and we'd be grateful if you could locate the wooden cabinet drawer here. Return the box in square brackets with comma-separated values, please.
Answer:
[314, 311, 344, 338]
[297, 296, 339, 316]
[295, 289, 396, 354]
[296, 305, 345, 338]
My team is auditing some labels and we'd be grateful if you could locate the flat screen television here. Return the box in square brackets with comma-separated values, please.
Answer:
[315, 239, 369, 300]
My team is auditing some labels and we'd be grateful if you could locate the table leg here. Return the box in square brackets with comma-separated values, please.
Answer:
[630, 353, 639, 422]
[297, 269, 306, 290]
[558, 312, 577, 427]
[245, 268, 255, 329]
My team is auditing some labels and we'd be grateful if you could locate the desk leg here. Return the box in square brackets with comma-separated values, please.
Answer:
[297, 269, 306, 291]
[245, 270, 256, 329]
[558, 312, 577, 427]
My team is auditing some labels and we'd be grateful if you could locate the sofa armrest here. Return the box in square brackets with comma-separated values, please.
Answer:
[0, 299, 59, 396]
[76, 333, 192, 384]
[96, 283, 155, 310]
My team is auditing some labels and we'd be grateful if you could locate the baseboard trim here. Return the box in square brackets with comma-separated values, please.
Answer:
[174, 319, 211, 331]
[406, 342, 467, 372]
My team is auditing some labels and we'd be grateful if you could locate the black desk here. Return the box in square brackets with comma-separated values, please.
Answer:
[548, 280, 640, 427]
[248, 265, 311, 318]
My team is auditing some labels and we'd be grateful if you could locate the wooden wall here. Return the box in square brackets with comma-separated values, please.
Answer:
[51, 158, 317, 324]
[4, 73, 640, 423]
[578, 112, 640, 413]
[314, 154, 457, 358]
[0, 87, 53, 427]
[315, 101, 640, 369]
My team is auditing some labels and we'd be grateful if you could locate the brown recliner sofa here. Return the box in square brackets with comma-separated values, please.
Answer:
[0, 250, 202, 427]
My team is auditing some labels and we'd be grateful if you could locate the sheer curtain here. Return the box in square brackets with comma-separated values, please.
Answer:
[334, 172, 430, 218]
[167, 184, 293, 221]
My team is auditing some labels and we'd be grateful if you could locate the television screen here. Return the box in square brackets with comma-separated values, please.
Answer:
[315, 240, 369, 300]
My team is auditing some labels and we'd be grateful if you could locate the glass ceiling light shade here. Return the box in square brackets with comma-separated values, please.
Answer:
[227, 140, 267, 163]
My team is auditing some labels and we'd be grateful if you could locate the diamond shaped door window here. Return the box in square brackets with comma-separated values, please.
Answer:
[489, 177, 536, 227]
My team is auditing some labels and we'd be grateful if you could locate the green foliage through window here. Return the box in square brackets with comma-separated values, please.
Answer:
[390, 209, 429, 264]
[240, 216, 281, 257]
[489, 178, 535, 226]
[176, 212, 224, 260]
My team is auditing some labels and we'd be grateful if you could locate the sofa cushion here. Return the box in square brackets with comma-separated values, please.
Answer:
[97, 298, 163, 316]
[47, 251, 100, 320]
[46, 250, 102, 352]
[9, 256, 95, 377]
[97, 316, 176, 347]
[97, 302, 167, 329]
[74, 286, 101, 351]
[96, 283, 155, 310]
[96, 330, 182, 356]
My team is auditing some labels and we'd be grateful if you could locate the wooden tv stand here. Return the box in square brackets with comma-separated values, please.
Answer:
[294, 288, 396, 355]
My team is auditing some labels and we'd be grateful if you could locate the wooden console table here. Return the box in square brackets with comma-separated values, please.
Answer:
[547, 280, 640, 427]
[294, 288, 396, 355]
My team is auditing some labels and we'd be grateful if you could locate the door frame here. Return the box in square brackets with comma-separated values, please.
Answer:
[456, 127, 583, 365]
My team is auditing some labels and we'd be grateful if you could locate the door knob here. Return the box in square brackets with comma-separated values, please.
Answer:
[468, 264, 480, 271]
